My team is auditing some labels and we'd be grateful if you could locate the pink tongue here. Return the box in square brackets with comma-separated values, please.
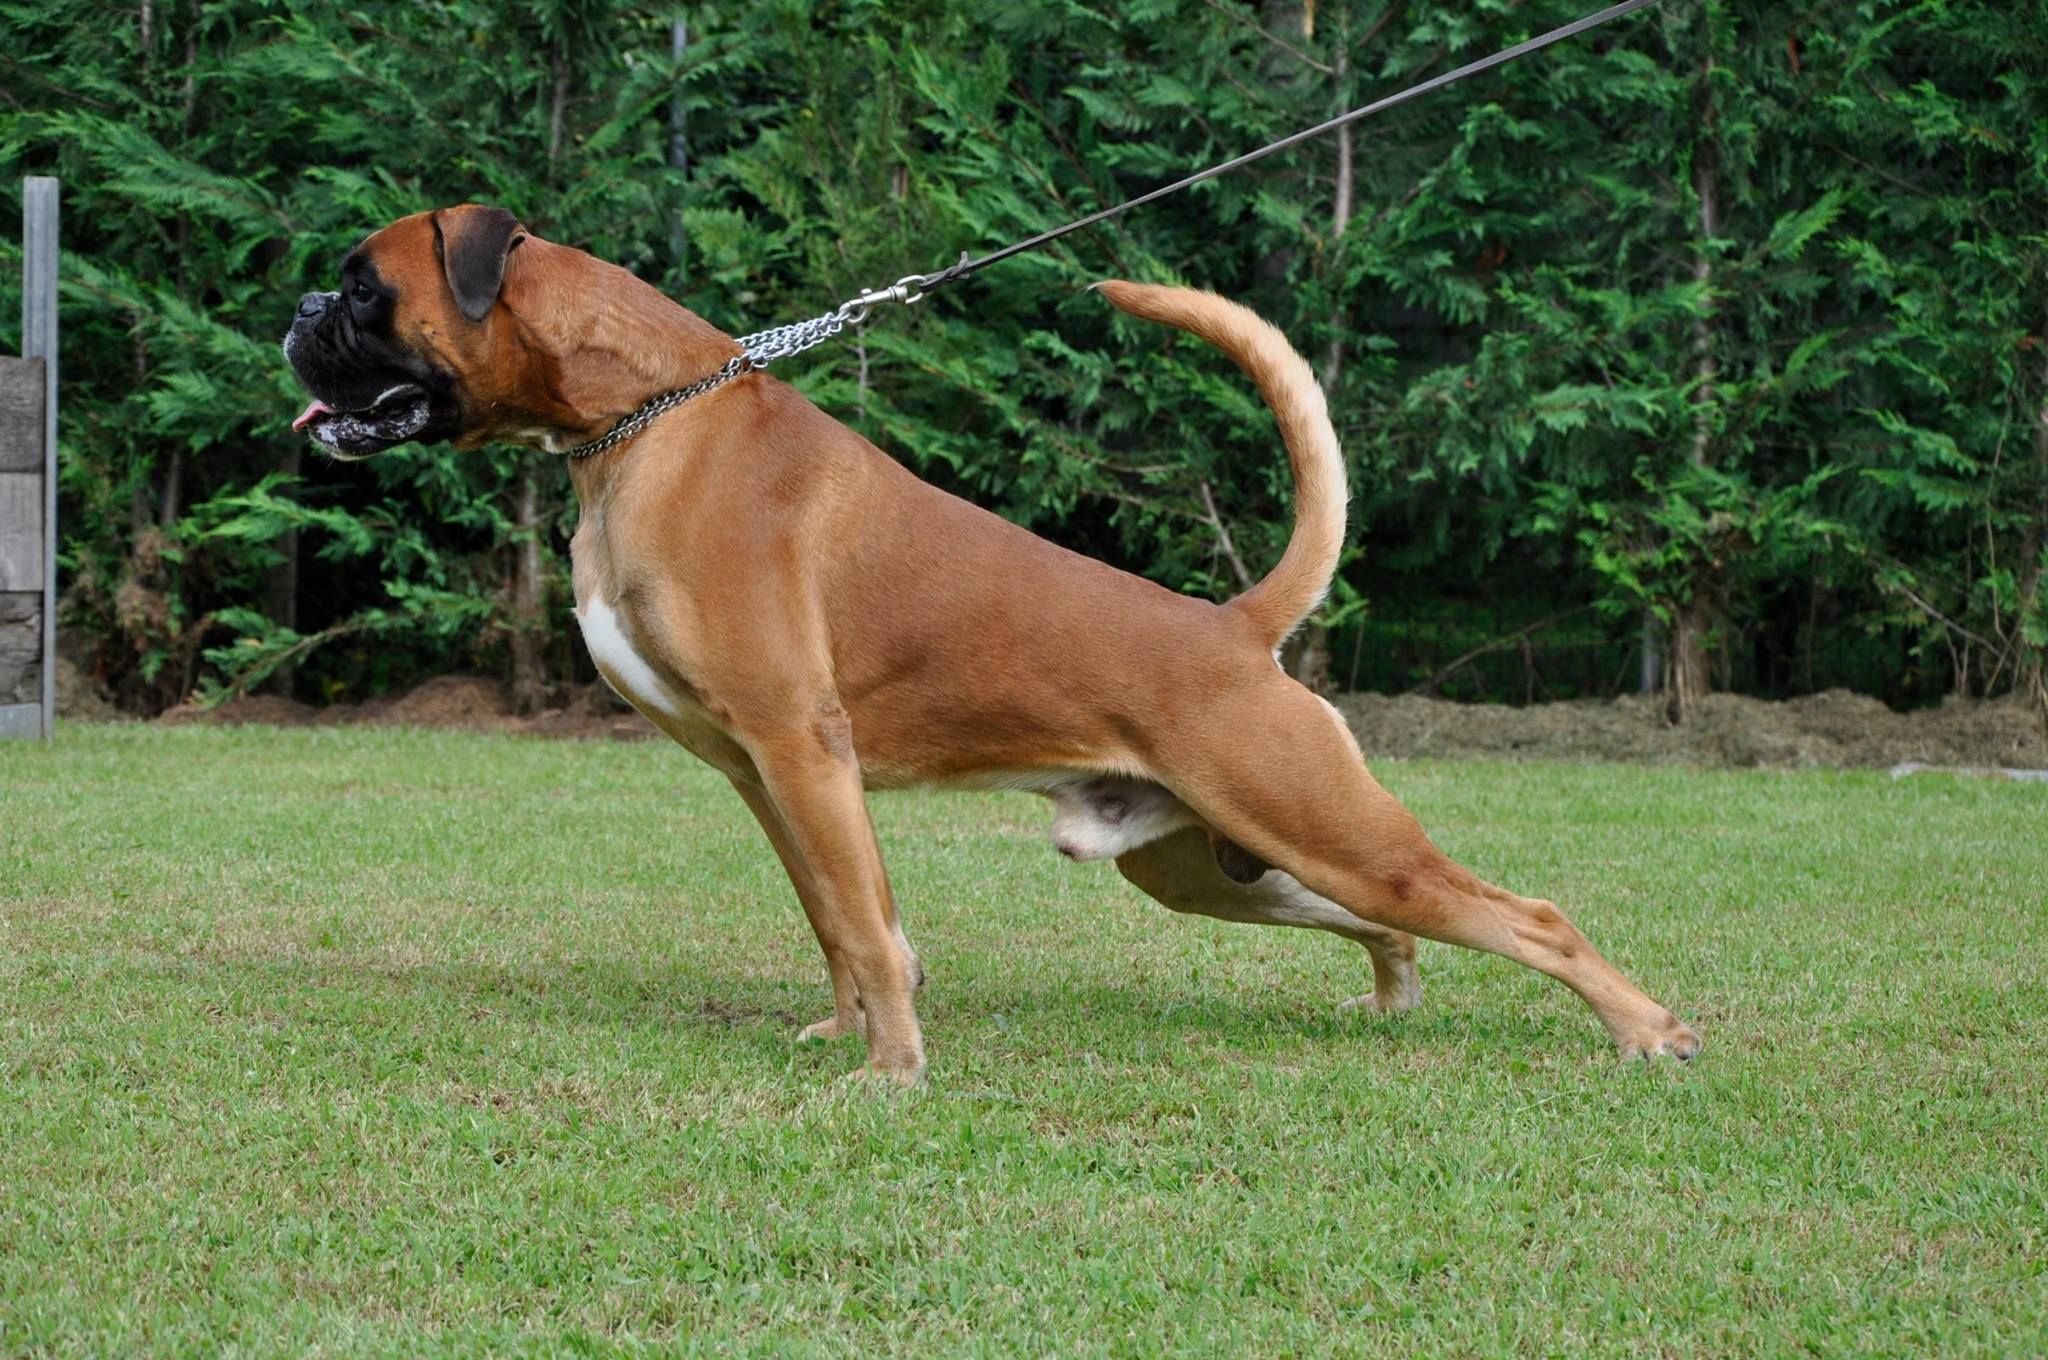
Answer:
[292, 399, 334, 433]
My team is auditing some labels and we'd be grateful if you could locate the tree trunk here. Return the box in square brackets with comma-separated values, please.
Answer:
[1320, 41, 1353, 392]
[265, 442, 302, 696]
[1668, 45, 1720, 723]
[2026, 296, 2048, 727]
[1686, 141, 1720, 472]
[505, 38, 574, 716]
[1289, 623, 1333, 695]
[547, 50, 569, 165]
[508, 467, 547, 715]
[669, 19, 688, 273]
[129, 328, 153, 542]
[1288, 20, 1351, 696]
[1667, 602, 1711, 723]
[158, 450, 182, 527]
[1639, 609, 1662, 694]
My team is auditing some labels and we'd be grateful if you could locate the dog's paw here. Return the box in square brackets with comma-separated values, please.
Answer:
[797, 1011, 863, 1043]
[1616, 1012, 1702, 1061]
[832, 1053, 926, 1089]
[1338, 988, 1419, 1017]
[1338, 968, 1422, 1017]
[857, 1060, 926, 1089]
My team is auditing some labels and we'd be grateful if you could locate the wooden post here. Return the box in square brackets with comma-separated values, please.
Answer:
[2, 177, 57, 740]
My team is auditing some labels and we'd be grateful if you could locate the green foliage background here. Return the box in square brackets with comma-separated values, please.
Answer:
[2, 0, 2043, 715]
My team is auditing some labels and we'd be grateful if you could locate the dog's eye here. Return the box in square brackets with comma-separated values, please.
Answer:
[351, 281, 376, 304]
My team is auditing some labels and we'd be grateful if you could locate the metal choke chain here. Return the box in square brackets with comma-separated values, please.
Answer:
[559, 272, 937, 460]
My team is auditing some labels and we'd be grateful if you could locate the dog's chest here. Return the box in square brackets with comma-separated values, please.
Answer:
[575, 598, 682, 717]
[572, 582, 751, 778]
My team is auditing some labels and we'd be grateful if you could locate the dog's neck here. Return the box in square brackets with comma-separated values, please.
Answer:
[497, 240, 742, 468]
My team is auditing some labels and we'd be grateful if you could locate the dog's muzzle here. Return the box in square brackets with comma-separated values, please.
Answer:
[283, 292, 451, 460]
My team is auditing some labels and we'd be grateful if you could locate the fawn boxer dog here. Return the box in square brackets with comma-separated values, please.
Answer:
[284, 204, 1700, 1081]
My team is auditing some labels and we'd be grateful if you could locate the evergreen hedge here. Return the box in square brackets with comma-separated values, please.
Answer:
[2, 0, 2042, 718]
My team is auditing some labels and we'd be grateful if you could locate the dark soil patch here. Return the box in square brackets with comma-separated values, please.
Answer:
[154, 675, 2045, 771]
[1338, 689, 2047, 771]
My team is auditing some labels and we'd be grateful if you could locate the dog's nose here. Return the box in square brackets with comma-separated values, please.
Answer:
[296, 291, 335, 319]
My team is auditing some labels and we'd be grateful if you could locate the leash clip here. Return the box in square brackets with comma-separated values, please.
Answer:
[837, 273, 929, 327]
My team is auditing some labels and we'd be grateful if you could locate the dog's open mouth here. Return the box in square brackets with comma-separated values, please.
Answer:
[291, 383, 433, 459]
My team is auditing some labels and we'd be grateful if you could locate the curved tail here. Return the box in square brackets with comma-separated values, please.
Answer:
[1093, 280, 1346, 650]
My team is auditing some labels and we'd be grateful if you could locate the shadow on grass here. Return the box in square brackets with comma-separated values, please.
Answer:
[161, 948, 1611, 1068]
[965, 977, 1610, 1057]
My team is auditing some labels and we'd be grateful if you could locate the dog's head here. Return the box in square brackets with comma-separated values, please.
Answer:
[283, 204, 542, 459]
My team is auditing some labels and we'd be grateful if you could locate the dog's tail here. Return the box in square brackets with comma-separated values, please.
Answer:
[1092, 280, 1345, 650]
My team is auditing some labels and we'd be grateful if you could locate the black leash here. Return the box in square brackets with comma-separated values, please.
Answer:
[903, 0, 1664, 299]
[560, 0, 1661, 458]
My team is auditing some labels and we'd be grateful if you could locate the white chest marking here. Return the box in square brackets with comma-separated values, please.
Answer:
[576, 598, 683, 720]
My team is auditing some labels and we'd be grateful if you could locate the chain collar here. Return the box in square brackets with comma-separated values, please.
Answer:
[557, 355, 755, 460]
[556, 272, 933, 461]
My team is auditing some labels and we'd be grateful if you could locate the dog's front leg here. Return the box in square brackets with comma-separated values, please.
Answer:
[727, 777, 865, 1043]
[744, 731, 926, 1084]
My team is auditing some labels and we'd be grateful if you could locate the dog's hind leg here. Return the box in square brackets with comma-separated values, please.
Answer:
[1158, 675, 1700, 1059]
[1114, 826, 1421, 1015]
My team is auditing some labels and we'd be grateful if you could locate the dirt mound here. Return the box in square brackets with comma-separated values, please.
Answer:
[158, 675, 658, 741]
[54, 657, 126, 722]
[510, 682, 658, 742]
[352, 674, 511, 730]
[156, 674, 2044, 770]
[160, 691, 320, 728]
[1338, 688, 2047, 770]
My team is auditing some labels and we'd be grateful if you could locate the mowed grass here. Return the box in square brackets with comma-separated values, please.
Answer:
[1, 725, 2043, 1357]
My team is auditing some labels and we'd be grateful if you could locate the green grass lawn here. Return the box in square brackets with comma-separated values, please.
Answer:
[2, 724, 2043, 1356]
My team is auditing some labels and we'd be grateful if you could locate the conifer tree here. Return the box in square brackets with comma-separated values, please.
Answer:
[2, 0, 2040, 721]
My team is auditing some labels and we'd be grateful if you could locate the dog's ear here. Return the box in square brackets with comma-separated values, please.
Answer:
[435, 205, 527, 323]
